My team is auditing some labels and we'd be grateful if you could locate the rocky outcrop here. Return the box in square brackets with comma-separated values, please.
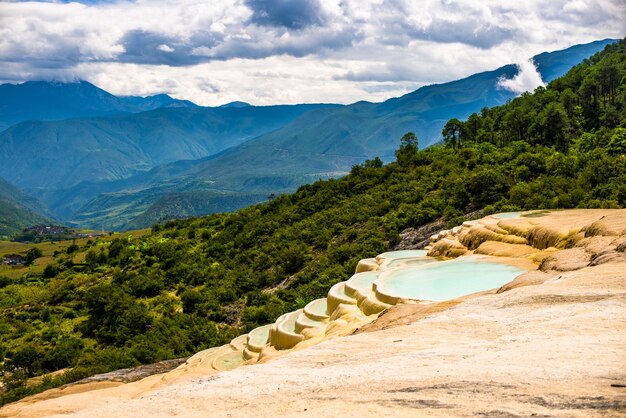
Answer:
[75, 358, 187, 384]
[393, 219, 447, 250]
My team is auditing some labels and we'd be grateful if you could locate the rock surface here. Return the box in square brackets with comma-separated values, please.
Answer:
[393, 219, 447, 250]
[74, 358, 188, 384]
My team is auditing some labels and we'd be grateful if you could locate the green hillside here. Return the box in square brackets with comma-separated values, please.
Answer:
[122, 191, 270, 231]
[0, 38, 624, 406]
[0, 177, 54, 238]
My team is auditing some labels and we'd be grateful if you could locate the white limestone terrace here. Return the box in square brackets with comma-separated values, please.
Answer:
[146, 207, 622, 387]
[135, 214, 537, 375]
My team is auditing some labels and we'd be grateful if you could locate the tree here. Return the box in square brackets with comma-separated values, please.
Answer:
[596, 60, 619, 105]
[42, 264, 59, 278]
[5, 345, 41, 377]
[400, 132, 418, 149]
[395, 132, 419, 166]
[25, 248, 42, 265]
[504, 106, 531, 142]
[363, 157, 383, 168]
[84, 284, 152, 345]
[465, 113, 481, 142]
[442, 118, 465, 150]
[538, 102, 570, 151]
[607, 128, 626, 156]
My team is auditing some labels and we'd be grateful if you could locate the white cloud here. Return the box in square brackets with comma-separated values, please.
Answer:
[157, 44, 175, 53]
[497, 59, 545, 94]
[0, 0, 624, 105]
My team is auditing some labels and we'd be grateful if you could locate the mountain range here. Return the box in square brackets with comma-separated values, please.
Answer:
[0, 80, 199, 132]
[0, 103, 338, 192]
[0, 38, 617, 231]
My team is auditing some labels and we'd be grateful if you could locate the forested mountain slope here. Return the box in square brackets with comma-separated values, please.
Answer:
[0, 177, 54, 238]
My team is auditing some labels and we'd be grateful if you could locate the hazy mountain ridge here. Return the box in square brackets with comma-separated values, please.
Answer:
[532, 38, 618, 82]
[0, 80, 197, 132]
[0, 103, 340, 191]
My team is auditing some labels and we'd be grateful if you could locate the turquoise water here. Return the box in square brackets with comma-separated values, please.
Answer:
[378, 250, 427, 259]
[387, 257, 436, 268]
[378, 257, 524, 301]
[297, 314, 323, 328]
[214, 352, 244, 371]
[332, 282, 352, 298]
[492, 212, 522, 219]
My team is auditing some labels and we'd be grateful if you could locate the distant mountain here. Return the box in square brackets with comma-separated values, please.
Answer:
[0, 103, 340, 193]
[122, 190, 270, 231]
[0, 80, 197, 131]
[0, 177, 54, 238]
[117, 93, 198, 111]
[220, 101, 252, 108]
[65, 39, 618, 230]
[532, 38, 618, 82]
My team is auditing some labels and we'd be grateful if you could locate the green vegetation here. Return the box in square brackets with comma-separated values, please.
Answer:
[11, 226, 80, 243]
[1, 39, 624, 406]
[0, 201, 49, 241]
[123, 191, 271, 231]
[0, 177, 54, 239]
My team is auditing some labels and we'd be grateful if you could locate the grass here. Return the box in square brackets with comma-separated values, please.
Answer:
[0, 229, 150, 280]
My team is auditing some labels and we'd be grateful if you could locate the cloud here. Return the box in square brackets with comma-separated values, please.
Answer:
[336, 61, 447, 83]
[0, 0, 624, 105]
[191, 25, 361, 61]
[370, 1, 520, 49]
[118, 29, 217, 66]
[157, 44, 174, 53]
[413, 18, 519, 49]
[497, 59, 545, 94]
[245, 0, 326, 29]
[543, 0, 616, 25]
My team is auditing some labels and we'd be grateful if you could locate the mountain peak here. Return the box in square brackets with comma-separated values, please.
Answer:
[219, 101, 252, 108]
[0, 80, 199, 131]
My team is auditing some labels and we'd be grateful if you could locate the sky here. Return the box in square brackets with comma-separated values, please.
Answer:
[0, 0, 624, 106]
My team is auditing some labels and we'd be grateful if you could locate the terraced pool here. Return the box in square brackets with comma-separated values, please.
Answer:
[377, 250, 428, 259]
[491, 212, 522, 219]
[376, 257, 525, 301]
[386, 257, 436, 268]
